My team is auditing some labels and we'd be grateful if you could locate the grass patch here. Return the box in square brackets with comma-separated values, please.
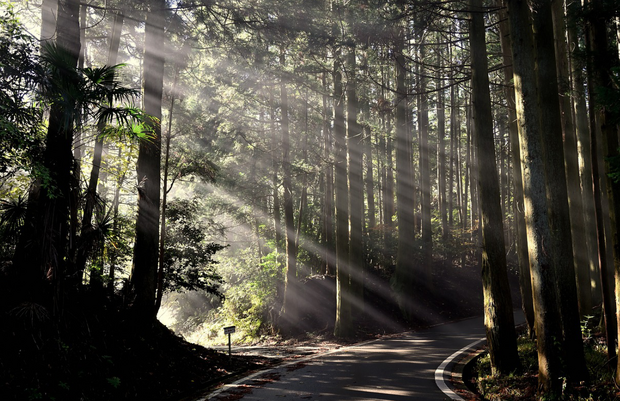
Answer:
[474, 334, 619, 400]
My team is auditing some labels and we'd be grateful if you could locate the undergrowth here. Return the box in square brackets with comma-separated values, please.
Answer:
[475, 332, 619, 400]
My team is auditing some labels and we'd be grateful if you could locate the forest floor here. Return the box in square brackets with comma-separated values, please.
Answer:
[468, 327, 620, 400]
[1, 255, 522, 401]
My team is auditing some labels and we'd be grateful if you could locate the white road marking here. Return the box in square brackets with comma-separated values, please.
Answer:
[202, 337, 385, 400]
[434, 337, 485, 400]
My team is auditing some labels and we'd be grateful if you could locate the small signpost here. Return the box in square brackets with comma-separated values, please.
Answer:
[223, 326, 235, 358]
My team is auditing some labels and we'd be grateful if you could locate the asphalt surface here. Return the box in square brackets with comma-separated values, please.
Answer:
[207, 312, 525, 400]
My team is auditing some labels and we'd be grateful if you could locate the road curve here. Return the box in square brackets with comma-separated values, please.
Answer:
[206, 312, 524, 400]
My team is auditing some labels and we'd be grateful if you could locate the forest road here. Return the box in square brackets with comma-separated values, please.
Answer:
[206, 311, 525, 400]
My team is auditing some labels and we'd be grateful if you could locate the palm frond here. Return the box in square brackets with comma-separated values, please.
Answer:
[0, 195, 28, 234]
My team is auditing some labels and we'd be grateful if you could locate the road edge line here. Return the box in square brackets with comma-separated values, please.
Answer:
[434, 337, 485, 400]
[203, 315, 486, 400]
[201, 337, 384, 400]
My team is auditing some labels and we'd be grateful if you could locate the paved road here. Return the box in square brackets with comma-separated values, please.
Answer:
[207, 312, 524, 400]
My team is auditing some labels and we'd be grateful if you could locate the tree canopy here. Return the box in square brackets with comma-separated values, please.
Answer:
[1, 0, 620, 399]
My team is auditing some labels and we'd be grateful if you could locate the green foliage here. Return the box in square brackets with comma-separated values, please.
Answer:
[163, 198, 225, 295]
[217, 246, 282, 339]
[0, 3, 44, 178]
[40, 43, 152, 140]
[476, 334, 618, 400]
[580, 315, 595, 343]
[106, 377, 121, 389]
[164, 243, 283, 345]
[0, 3, 152, 212]
[0, 195, 27, 238]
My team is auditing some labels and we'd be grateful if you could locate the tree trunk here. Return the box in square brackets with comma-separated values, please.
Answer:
[586, 0, 620, 369]
[463, 108, 470, 237]
[567, 0, 601, 307]
[437, 53, 448, 242]
[449, 83, 457, 231]
[470, 0, 520, 375]
[498, 1, 535, 336]
[76, 12, 124, 290]
[108, 148, 128, 294]
[381, 65, 395, 257]
[418, 39, 432, 275]
[383, 64, 395, 233]
[347, 43, 364, 320]
[334, 44, 352, 338]
[550, 0, 592, 319]
[155, 65, 179, 315]
[12, 0, 80, 311]
[279, 49, 298, 328]
[131, 0, 164, 322]
[68, 1, 85, 277]
[40, 0, 57, 46]
[468, 103, 478, 235]
[295, 93, 309, 277]
[322, 71, 335, 275]
[393, 19, 416, 318]
[530, 0, 587, 381]
[362, 49, 376, 231]
[507, 0, 564, 395]
[270, 89, 282, 266]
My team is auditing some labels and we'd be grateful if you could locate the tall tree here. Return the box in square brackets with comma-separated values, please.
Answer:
[469, 0, 519, 374]
[586, 0, 620, 371]
[12, 0, 81, 309]
[550, 0, 592, 318]
[131, 0, 165, 321]
[507, 0, 563, 394]
[417, 26, 432, 274]
[40, 0, 57, 47]
[334, 40, 352, 337]
[75, 11, 125, 288]
[567, 0, 601, 307]
[270, 89, 282, 270]
[361, 48, 376, 231]
[437, 49, 448, 242]
[279, 48, 298, 326]
[347, 41, 364, 318]
[498, 1, 534, 335]
[321, 69, 335, 275]
[531, 0, 587, 381]
[393, 3, 416, 318]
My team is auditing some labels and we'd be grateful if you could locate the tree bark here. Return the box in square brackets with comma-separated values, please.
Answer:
[393, 17, 416, 318]
[437, 52, 448, 242]
[155, 65, 180, 315]
[347, 43, 364, 320]
[270, 89, 282, 266]
[470, 0, 520, 375]
[498, 1, 535, 336]
[550, 0, 592, 319]
[40, 0, 57, 47]
[530, 0, 587, 381]
[279, 49, 298, 328]
[108, 147, 129, 294]
[322, 70, 335, 275]
[585, 0, 620, 369]
[131, 0, 164, 322]
[567, 0, 601, 307]
[418, 38, 432, 275]
[362, 49, 376, 231]
[383, 63, 395, 234]
[334, 44, 352, 338]
[76, 12, 124, 289]
[12, 0, 80, 310]
[507, 0, 563, 394]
